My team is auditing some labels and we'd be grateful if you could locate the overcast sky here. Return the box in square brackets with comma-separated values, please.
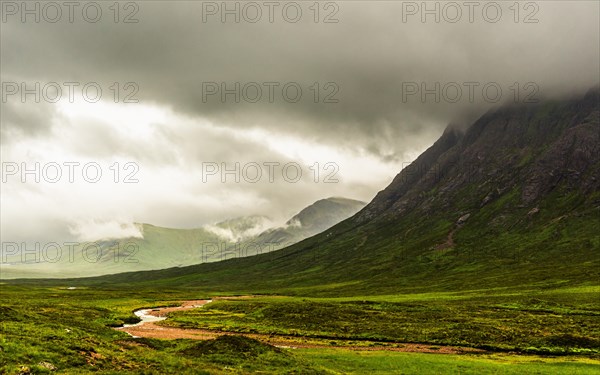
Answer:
[1, 1, 599, 243]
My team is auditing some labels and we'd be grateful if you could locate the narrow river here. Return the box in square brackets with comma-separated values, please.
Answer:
[117, 299, 214, 339]
[114, 298, 482, 354]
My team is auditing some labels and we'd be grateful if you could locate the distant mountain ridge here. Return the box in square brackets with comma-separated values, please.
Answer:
[0, 197, 366, 279]
[251, 197, 366, 248]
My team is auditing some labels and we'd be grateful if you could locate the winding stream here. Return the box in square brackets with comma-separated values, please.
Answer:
[114, 298, 481, 354]
[117, 299, 213, 338]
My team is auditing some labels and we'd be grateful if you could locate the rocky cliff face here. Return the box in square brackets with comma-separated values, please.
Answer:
[356, 89, 600, 224]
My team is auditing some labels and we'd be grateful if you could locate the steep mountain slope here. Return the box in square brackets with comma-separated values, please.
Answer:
[58, 89, 599, 296]
[1, 197, 365, 279]
[357, 90, 599, 224]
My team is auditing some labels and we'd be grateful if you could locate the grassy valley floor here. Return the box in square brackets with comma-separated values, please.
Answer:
[1, 284, 599, 374]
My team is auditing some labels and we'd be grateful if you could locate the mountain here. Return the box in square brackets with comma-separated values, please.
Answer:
[55, 89, 599, 296]
[250, 197, 366, 248]
[206, 215, 274, 242]
[357, 91, 599, 224]
[0, 197, 366, 279]
[0, 224, 227, 279]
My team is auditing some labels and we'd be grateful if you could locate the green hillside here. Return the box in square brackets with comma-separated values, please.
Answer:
[33, 90, 598, 296]
[1, 198, 366, 279]
[0, 224, 228, 279]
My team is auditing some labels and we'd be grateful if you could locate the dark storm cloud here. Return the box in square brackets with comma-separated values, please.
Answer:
[1, 1, 599, 244]
[2, 1, 598, 158]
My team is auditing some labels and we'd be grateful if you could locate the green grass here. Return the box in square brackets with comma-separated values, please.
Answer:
[161, 289, 600, 354]
[2, 285, 599, 374]
[0, 286, 322, 374]
[303, 349, 600, 375]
